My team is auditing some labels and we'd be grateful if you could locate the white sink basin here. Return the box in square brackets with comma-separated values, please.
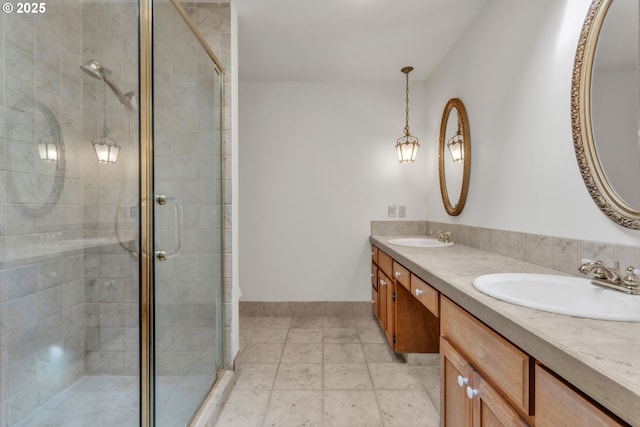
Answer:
[388, 238, 454, 248]
[472, 273, 640, 322]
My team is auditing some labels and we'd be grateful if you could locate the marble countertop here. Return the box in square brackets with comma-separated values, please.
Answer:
[370, 235, 640, 425]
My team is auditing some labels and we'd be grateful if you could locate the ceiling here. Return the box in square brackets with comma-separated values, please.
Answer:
[232, 0, 489, 82]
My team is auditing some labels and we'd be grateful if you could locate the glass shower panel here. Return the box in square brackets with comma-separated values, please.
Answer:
[0, 2, 140, 426]
[153, 2, 224, 426]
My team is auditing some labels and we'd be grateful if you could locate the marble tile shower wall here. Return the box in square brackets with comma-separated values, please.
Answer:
[0, 3, 86, 426]
[370, 221, 640, 276]
[152, 1, 230, 377]
[80, 1, 140, 378]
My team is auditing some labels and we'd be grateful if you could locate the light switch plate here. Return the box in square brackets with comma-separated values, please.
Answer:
[388, 205, 397, 217]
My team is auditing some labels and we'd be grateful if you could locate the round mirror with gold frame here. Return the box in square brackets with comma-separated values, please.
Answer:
[438, 98, 471, 216]
[572, 0, 640, 229]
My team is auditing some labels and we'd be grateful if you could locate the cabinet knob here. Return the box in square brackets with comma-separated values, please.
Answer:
[457, 375, 468, 387]
[415, 289, 424, 296]
[380, 279, 386, 286]
[466, 386, 479, 400]
[395, 271, 402, 278]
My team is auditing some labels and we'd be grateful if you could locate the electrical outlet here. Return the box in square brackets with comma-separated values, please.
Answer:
[388, 204, 397, 217]
[398, 205, 406, 217]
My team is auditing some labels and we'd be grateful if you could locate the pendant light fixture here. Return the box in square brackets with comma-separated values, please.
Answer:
[446, 120, 464, 163]
[37, 136, 58, 162]
[92, 83, 120, 164]
[396, 66, 420, 163]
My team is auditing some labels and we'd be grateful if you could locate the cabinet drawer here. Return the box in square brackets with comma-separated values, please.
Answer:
[535, 365, 627, 427]
[377, 250, 393, 278]
[371, 245, 378, 264]
[441, 297, 532, 415]
[410, 274, 438, 317]
[392, 261, 410, 290]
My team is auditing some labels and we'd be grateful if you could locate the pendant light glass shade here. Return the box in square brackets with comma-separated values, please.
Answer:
[396, 134, 420, 163]
[396, 66, 419, 163]
[92, 135, 120, 164]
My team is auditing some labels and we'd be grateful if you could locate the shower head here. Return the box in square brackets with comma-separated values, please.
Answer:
[80, 59, 105, 80]
[80, 59, 135, 111]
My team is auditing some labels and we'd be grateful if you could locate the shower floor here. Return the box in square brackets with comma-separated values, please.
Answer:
[10, 374, 217, 427]
[11, 376, 138, 427]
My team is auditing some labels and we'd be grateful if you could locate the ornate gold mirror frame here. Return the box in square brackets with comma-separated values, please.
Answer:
[438, 98, 471, 216]
[571, 0, 640, 229]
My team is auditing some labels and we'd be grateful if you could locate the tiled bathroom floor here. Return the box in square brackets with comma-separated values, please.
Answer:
[215, 313, 440, 427]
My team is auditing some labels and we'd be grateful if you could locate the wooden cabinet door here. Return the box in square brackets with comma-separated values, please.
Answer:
[377, 269, 388, 330]
[470, 371, 529, 427]
[371, 284, 378, 318]
[440, 337, 472, 427]
[535, 365, 627, 427]
[385, 280, 395, 346]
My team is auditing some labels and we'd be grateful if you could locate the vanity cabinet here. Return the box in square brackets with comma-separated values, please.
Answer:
[371, 245, 439, 353]
[441, 338, 528, 427]
[440, 297, 532, 427]
[535, 365, 628, 427]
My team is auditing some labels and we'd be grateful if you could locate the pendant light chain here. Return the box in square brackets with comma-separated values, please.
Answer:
[102, 82, 109, 135]
[404, 70, 410, 136]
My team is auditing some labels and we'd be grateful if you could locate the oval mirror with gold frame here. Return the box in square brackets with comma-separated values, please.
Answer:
[572, 0, 640, 229]
[438, 98, 471, 216]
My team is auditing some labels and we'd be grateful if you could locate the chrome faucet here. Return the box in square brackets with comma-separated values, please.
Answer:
[430, 229, 451, 243]
[579, 259, 640, 295]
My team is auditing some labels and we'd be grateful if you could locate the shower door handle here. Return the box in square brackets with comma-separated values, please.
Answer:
[154, 194, 183, 261]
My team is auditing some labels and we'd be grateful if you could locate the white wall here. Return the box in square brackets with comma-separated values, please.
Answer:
[239, 82, 428, 301]
[238, 0, 640, 302]
[422, 0, 639, 246]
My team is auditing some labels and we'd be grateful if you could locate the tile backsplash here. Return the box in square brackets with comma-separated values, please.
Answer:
[371, 220, 640, 276]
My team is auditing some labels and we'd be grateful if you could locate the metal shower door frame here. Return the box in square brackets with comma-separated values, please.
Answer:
[138, 1, 226, 426]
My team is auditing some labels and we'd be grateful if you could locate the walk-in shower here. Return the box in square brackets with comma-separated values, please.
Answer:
[0, 1, 229, 426]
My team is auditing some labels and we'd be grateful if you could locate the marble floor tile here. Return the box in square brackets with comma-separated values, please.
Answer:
[323, 343, 366, 364]
[357, 327, 387, 344]
[216, 389, 271, 427]
[376, 389, 439, 427]
[241, 316, 292, 329]
[290, 317, 324, 329]
[369, 363, 424, 390]
[216, 315, 441, 427]
[281, 343, 323, 363]
[323, 390, 383, 427]
[355, 316, 379, 330]
[362, 343, 399, 363]
[323, 316, 355, 329]
[286, 328, 323, 343]
[263, 390, 322, 427]
[273, 363, 322, 390]
[242, 327, 289, 344]
[241, 343, 284, 364]
[234, 364, 278, 390]
[322, 328, 360, 343]
[323, 364, 372, 390]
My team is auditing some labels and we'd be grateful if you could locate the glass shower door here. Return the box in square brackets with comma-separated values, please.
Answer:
[151, 2, 224, 426]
